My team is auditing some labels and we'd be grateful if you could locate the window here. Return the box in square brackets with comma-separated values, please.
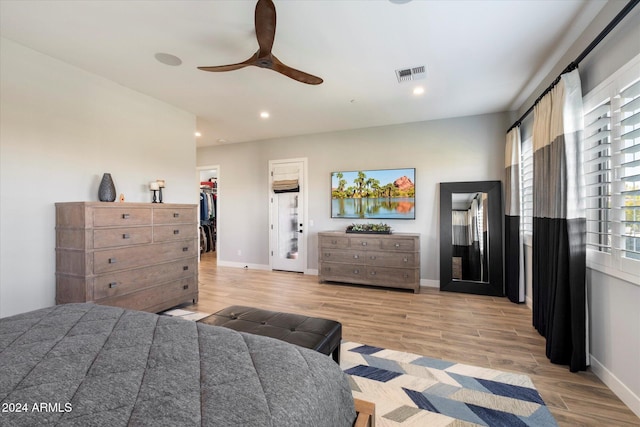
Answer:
[520, 135, 533, 236]
[584, 99, 612, 254]
[619, 78, 640, 262]
[583, 54, 640, 283]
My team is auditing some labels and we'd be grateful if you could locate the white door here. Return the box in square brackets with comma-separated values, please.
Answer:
[270, 159, 306, 272]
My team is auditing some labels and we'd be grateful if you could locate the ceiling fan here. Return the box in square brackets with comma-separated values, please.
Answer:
[198, 0, 323, 85]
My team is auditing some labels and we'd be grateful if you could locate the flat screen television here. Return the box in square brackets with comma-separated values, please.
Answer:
[331, 168, 415, 219]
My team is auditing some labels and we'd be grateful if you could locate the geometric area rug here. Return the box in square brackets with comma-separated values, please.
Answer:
[340, 341, 557, 427]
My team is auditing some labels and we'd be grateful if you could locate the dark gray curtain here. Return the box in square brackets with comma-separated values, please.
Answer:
[532, 69, 588, 372]
[505, 127, 525, 303]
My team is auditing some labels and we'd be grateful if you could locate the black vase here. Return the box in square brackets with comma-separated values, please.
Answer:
[98, 173, 116, 202]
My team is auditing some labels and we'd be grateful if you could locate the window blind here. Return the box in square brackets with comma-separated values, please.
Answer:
[618, 78, 640, 261]
[584, 100, 612, 253]
[520, 136, 533, 234]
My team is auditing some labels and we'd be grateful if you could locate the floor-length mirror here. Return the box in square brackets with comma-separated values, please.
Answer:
[440, 181, 503, 296]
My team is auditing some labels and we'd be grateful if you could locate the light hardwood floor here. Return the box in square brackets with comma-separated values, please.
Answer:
[188, 254, 639, 427]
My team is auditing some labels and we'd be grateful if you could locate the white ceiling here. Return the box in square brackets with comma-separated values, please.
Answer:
[0, 0, 608, 147]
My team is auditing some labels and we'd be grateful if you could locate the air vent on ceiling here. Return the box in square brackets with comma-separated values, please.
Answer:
[395, 65, 426, 83]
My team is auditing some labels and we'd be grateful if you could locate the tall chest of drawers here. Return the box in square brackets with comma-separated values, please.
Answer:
[318, 231, 420, 293]
[56, 202, 199, 313]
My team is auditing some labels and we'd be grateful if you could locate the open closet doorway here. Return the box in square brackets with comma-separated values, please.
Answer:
[197, 165, 219, 266]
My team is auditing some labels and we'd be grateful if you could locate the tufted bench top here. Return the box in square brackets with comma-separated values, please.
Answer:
[202, 305, 342, 363]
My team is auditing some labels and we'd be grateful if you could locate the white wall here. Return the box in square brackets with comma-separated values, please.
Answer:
[513, 2, 640, 416]
[197, 112, 510, 282]
[0, 38, 197, 317]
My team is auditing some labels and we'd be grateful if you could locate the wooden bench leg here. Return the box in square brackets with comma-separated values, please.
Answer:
[353, 398, 375, 427]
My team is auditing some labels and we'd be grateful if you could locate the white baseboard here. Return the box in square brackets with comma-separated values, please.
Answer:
[306, 268, 319, 275]
[216, 260, 271, 271]
[589, 355, 640, 418]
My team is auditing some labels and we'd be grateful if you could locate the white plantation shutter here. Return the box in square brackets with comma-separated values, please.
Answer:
[618, 78, 640, 262]
[521, 136, 533, 234]
[584, 100, 612, 253]
[582, 54, 640, 282]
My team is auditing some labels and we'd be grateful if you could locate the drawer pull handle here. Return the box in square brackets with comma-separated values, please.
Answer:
[173, 213, 180, 218]
[122, 214, 130, 219]
[108, 258, 116, 264]
[395, 243, 400, 247]
[122, 233, 130, 239]
[404, 273, 409, 278]
[108, 282, 117, 288]
[182, 247, 189, 252]
[353, 269, 360, 274]
[353, 255, 359, 259]
[183, 266, 189, 271]
[403, 258, 408, 263]
[361, 242, 367, 246]
[183, 284, 189, 290]
[331, 240, 337, 244]
[370, 256, 376, 260]
[173, 229, 180, 235]
[370, 271, 377, 276]
[324, 253, 331, 258]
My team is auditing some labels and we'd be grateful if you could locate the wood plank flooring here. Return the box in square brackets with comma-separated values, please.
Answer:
[187, 254, 639, 426]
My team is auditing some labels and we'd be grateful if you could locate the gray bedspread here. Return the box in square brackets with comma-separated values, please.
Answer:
[0, 303, 356, 426]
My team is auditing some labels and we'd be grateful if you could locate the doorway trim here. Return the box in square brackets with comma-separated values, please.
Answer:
[196, 164, 220, 264]
[268, 157, 309, 273]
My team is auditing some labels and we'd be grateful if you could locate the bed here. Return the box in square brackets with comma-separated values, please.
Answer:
[0, 303, 356, 426]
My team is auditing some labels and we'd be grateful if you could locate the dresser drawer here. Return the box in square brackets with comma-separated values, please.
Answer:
[319, 235, 350, 249]
[319, 262, 368, 283]
[319, 248, 365, 264]
[94, 258, 197, 299]
[349, 236, 381, 249]
[94, 240, 197, 273]
[93, 226, 152, 249]
[154, 224, 197, 242]
[365, 251, 418, 268]
[366, 266, 419, 287]
[97, 277, 197, 312]
[93, 207, 152, 227]
[381, 238, 417, 252]
[154, 208, 197, 225]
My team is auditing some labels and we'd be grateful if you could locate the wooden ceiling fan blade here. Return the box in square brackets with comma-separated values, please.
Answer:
[255, 0, 276, 56]
[198, 52, 259, 72]
[271, 55, 323, 85]
[198, 64, 250, 72]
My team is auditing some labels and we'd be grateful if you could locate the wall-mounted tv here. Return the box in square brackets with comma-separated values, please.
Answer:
[331, 168, 415, 219]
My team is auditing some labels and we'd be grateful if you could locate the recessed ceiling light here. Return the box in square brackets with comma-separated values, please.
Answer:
[154, 52, 182, 66]
[260, 111, 270, 119]
[413, 86, 425, 96]
[194, 131, 202, 137]
[217, 139, 227, 144]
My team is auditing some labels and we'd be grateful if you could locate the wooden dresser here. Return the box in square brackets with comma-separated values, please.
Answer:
[318, 231, 420, 293]
[56, 202, 199, 313]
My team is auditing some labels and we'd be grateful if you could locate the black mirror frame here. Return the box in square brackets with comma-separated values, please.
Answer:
[439, 181, 504, 296]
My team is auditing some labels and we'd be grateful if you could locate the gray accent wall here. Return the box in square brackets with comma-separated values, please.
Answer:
[0, 38, 197, 317]
[197, 112, 510, 282]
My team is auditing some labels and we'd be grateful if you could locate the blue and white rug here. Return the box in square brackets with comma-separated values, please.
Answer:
[340, 341, 556, 427]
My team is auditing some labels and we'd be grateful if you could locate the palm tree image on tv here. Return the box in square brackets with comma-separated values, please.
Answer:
[331, 168, 415, 219]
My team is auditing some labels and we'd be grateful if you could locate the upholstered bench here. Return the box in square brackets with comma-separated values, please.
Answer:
[204, 305, 342, 363]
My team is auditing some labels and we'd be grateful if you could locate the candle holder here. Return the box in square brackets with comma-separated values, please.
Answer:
[156, 179, 165, 204]
[150, 181, 160, 203]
